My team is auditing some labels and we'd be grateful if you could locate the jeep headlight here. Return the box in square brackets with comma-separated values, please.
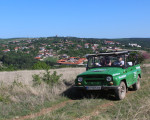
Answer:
[106, 76, 112, 81]
[78, 77, 83, 82]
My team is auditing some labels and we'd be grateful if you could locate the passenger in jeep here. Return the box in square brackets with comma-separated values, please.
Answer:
[113, 56, 124, 66]
[100, 58, 105, 66]
[105, 57, 111, 66]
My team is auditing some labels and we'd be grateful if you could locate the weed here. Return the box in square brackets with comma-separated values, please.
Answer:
[0, 94, 10, 103]
[32, 74, 42, 86]
[32, 69, 62, 86]
[12, 80, 23, 87]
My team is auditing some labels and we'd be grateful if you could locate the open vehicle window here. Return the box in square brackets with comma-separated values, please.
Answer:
[87, 55, 125, 68]
[127, 54, 138, 66]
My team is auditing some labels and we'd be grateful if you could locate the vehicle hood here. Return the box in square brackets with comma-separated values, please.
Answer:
[78, 67, 124, 76]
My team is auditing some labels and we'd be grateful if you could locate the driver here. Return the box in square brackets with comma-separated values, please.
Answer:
[105, 57, 111, 66]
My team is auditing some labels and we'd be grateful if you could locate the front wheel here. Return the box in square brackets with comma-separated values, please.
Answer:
[133, 77, 141, 90]
[115, 81, 126, 100]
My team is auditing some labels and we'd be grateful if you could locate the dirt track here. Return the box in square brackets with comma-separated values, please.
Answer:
[14, 100, 73, 120]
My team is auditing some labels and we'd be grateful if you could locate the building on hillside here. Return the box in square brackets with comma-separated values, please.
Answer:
[57, 57, 87, 65]
[91, 46, 97, 51]
[104, 40, 115, 45]
[116, 42, 121, 45]
[60, 54, 69, 59]
[84, 43, 90, 48]
[129, 43, 141, 47]
[14, 47, 20, 51]
[2, 49, 10, 52]
[77, 44, 82, 48]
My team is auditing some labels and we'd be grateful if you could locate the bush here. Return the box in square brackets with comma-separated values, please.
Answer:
[128, 51, 144, 64]
[32, 61, 50, 70]
[12, 80, 23, 87]
[32, 74, 42, 86]
[0, 94, 10, 103]
[44, 57, 58, 66]
[32, 69, 62, 86]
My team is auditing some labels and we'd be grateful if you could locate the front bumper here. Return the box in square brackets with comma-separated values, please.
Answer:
[74, 85, 119, 90]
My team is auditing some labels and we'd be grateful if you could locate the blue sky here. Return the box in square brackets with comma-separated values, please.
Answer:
[0, 0, 150, 38]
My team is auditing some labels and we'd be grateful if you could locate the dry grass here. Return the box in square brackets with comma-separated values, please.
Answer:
[0, 68, 85, 85]
[0, 67, 85, 119]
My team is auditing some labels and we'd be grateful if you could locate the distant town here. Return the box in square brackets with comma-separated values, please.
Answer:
[0, 36, 148, 70]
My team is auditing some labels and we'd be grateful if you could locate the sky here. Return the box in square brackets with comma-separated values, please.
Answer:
[0, 0, 150, 38]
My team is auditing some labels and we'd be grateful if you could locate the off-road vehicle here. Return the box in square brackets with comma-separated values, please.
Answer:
[74, 51, 141, 100]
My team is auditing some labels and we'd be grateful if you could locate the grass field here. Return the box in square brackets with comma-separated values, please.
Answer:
[0, 66, 150, 120]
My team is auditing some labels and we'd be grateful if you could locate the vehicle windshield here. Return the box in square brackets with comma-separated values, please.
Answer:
[87, 55, 125, 68]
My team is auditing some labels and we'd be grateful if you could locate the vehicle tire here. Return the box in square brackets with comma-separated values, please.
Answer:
[115, 81, 126, 100]
[133, 77, 140, 90]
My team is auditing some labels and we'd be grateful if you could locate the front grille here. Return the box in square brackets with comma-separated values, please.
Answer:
[83, 75, 106, 85]
[86, 80, 102, 82]
[83, 75, 104, 79]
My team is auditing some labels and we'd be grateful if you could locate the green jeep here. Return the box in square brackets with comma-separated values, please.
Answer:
[74, 51, 142, 100]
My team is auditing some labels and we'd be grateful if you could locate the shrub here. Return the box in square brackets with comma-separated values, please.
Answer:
[32, 69, 62, 86]
[42, 69, 62, 86]
[12, 80, 23, 87]
[32, 61, 50, 70]
[128, 51, 144, 64]
[0, 94, 10, 103]
[44, 57, 58, 66]
[32, 74, 42, 86]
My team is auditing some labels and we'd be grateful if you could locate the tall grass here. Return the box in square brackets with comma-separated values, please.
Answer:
[0, 68, 85, 119]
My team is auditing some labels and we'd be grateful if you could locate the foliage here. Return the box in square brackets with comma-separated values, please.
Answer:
[1, 52, 36, 69]
[58, 48, 93, 57]
[32, 69, 62, 86]
[32, 61, 50, 70]
[44, 57, 58, 66]
[128, 51, 144, 64]
[32, 74, 42, 86]
[0, 94, 10, 103]
[12, 80, 23, 88]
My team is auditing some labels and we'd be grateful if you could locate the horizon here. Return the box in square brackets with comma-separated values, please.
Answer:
[1, 0, 150, 38]
[1, 36, 150, 39]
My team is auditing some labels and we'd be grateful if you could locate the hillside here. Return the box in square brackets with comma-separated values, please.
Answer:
[0, 37, 150, 71]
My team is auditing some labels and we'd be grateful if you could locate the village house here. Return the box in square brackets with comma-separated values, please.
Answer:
[28, 45, 34, 49]
[1, 44, 8, 48]
[21, 46, 29, 50]
[129, 43, 141, 47]
[116, 42, 121, 45]
[39, 47, 45, 51]
[2, 49, 10, 52]
[91, 46, 97, 51]
[14, 47, 21, 51]
[104, 40, 115, 45]
[60, 54, 69, 59]
[84, 43, 90, 48]
[77, 44, 82, 48]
